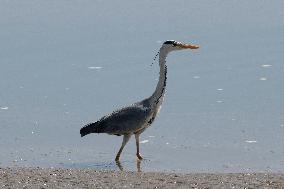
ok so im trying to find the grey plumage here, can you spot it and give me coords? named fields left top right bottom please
left=80, top=40, right=199, bottom=161
left=80, top=99, right=152, bottom=136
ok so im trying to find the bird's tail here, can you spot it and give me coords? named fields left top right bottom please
left=80, top=122, right=103, bottom=137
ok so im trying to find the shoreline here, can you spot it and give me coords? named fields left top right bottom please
left=1, top=167, right=284, bottom=188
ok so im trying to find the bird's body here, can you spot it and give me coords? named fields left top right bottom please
left=80, top=40, right=199, bottom=161
left=81, top=99, right=153, bottom=136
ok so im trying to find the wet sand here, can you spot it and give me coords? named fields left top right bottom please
left=1, top=167, right=284, bottom=188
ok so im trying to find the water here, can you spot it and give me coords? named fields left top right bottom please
left=0, top=0, right=284, bottom=172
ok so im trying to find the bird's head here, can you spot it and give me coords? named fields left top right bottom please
left=161, top=40, right=199, bottom=53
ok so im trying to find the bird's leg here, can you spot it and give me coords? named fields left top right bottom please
left=115, top=134, right=131, bottom=161
left=135, top=133, right=143, bottom=160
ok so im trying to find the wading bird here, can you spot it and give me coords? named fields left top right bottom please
left=80, top=40, right=199, bottom=161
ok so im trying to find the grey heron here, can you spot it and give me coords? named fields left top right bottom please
left=80, top=40, right=199, bottom=161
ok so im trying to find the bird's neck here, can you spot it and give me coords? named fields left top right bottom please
left=149, top=48, right=168, bottom=108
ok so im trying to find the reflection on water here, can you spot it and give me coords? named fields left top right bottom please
left=63, top=160, right=143, bottom=172
left=116, top=160, right=142, bottom=172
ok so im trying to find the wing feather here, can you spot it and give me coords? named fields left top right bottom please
left=97, top=105, right=150, bottom=135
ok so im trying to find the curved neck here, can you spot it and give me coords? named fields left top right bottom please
left=149, top=48, right=168, bottom=107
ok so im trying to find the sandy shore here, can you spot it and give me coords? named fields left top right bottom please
left=1, top=167, right=284, bottom=188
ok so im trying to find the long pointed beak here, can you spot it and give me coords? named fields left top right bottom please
left=178, top=43, right=199, bottom=49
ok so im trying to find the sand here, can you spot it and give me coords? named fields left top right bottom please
left=1, top=167, right=284, bottom=188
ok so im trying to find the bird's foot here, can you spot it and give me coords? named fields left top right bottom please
left=136, top=153, right=143, bottom=160
left=115, top=160, right=123, bottom=171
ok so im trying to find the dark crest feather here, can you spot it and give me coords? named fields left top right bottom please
left=163, top=40, right=176, bottom=45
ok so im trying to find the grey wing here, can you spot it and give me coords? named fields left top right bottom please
left=97, top=106, right=151, bottom=135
